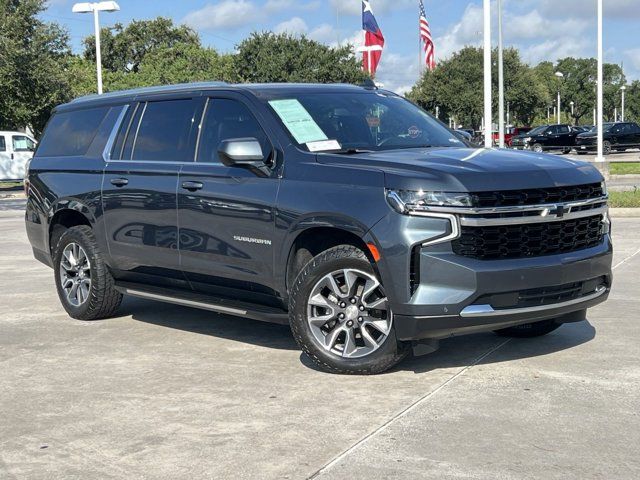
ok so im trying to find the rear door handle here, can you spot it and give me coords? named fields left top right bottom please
left=181, top=181, right=203, bottom=191
left=110, top=177, right=129, bottom=187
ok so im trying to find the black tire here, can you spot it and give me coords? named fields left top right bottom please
left=577, top=151, right=588, bottom=155
left=53, top=225, right=122, bottom=320
left=288, top=245, right=407, bottom=374
left=532, top=143, right=544, bottom=153
left=562, top=147, right=571, bottom=155
left=603, top=141, right=612, bottom=155
left=494, top=319, right=561, bottom=338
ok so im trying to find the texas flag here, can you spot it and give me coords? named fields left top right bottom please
left=360, top=0, right=385, bottom=77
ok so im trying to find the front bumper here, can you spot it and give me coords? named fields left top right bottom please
left=367, top=210, right=612, bottom=341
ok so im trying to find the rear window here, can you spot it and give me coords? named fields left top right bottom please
left=37, top=106, right=109, bottom=157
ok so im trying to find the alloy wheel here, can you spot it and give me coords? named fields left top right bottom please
left=59, top=242, right=91, bottom=307
left=306, top=269, right=392, bottom=359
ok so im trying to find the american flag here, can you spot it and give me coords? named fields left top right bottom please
left=419, top=0, right=436, bottom=71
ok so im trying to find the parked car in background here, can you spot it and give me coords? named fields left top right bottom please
left=492, top=126, right=533, bottom=147
left=572, top=126, right=592, bottom=134
left=576, top=122, right=640, bottom=154
left=454, top=129, right=473, bottom=142
left=510, top=124, right=578, bottom=154
left=0, top=131, right=37, bottom=181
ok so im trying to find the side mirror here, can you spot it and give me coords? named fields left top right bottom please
left=218, top=138, right=271, bottom=175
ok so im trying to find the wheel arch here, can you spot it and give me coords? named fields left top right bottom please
left=48, top=201, right=95, bottom=254
left=283, top=222, right=379, bottom=295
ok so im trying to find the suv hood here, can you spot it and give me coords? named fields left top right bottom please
left=317, top=147, right=602, bottom=192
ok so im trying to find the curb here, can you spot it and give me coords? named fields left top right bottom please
left=610, top=208, right=640, bottom=217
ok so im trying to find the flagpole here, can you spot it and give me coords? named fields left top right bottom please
left=498, top=0, right=505, bottom=148
left=418, top=4, right=423, bottom=78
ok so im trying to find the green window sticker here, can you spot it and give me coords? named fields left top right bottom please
left=268, top=99, right=328, bottom=144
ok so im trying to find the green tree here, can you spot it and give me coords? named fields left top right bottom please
left=624, top=80, right=640, bottom=123
left=0, top=0, right=72, bottom=135
left=234, top=32, right=368, bottom=84
left=83, top=17, right=200, bottom=74
left=407, top=47, right=542, bottom=130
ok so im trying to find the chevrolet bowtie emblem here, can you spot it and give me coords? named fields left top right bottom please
left=550, top=205, right=568, bottom=218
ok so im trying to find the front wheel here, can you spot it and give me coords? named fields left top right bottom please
left=288, top=245, right=407, bottom=374
left=532, top=143, right=544, bottom=153
left=603, top=141, right=612, bottom=155
left=494, top=319, right=561, bottom=338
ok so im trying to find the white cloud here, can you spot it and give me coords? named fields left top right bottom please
left=375, top=52, right=419, bottom=94
left=275, top=17, right=308, bottom=35
left=535, top=0, right=640, bottom=19
left=434, top=3, right=483, bottom=60
left=330, top=0, right=416, bottom=16
left=182, top=1, right=260, bottom=31
left=265, top=0, right=320, bottom=13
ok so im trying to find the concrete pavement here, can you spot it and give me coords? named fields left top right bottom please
left=1, top=199, right=639, bottom=479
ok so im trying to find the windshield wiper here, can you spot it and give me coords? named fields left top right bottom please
left=331, top=148, right=375, bottom=155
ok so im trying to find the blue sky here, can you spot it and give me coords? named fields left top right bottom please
left=43, top=0, right=640, bottom=93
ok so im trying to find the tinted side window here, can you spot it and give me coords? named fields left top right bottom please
left=131, top=99, right=199, bottom=162
left=0, top=136, right=5, bottom=152
left=36, top=107, right=109, bottom=157
left=197, top=98, right=269, bottom=164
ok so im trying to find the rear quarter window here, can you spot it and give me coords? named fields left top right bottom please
left=0, top=136, right=5, bottom=152
left=36, top=106, right=110, bottom=157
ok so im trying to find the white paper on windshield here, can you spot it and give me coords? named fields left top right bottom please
left=269, top=99, right=328, bottom=144
left=306, top=139, right=341, bottom=152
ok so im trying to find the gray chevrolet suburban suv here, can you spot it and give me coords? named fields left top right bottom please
left=25, top=82, right=612, bottom=374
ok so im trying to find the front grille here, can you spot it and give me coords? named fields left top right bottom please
left=452, top=215, right=605, bottom=260
left=472, top=277, right=607, bottom=310
left=470, top=183, right=603, bottom=208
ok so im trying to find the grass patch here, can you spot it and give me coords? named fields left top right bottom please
left=609, top=189, right=640, bottom=208
left=610, top=162, right=640, bottom=175
left=0, top=181, right=22, bottom=191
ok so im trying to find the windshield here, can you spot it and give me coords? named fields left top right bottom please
left=527, top=126, right=548, bottom=136
left=266, top=91, right=463, bottom=152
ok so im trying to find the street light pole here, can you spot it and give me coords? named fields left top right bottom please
left=555, top=71, right=564, bottom=125
left=72, top=2, right=120, bottom=95
left=621, top=85, right=627, bottom=122
left=497, top=0, right=505, bottom=148
left=483, top=0, right=492, bottom=148
left=93, top=7, right=103, bottom=94
left=596, top=0, right=604, bottom=164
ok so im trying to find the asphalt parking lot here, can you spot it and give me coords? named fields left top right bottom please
left=1, top=199, right=639, bottom=480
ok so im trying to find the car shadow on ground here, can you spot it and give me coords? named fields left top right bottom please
left=121, top=296, right=596, bottom=374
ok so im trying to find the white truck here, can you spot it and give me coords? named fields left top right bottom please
left=0, top=131, right=37, bottom=181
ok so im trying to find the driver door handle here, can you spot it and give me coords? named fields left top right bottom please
left=110, top=177, right=129, bottom=187
left=181, top=181, right=203, bottom=192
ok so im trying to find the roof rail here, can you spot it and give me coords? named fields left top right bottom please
left=70, top=81, right=229, bottom=103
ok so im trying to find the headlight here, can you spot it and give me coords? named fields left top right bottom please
left=601, top=181, right=608, bottom=196
left=387, top=189, right=473, bottom=214
left=523, top=137, right=532, bottom=143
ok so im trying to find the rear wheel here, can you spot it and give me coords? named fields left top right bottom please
left=53, top=225, right=122, bottom=320
left=494, top=319, right=561, bottom=338
left=288, top=245, right=407, bottom=374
